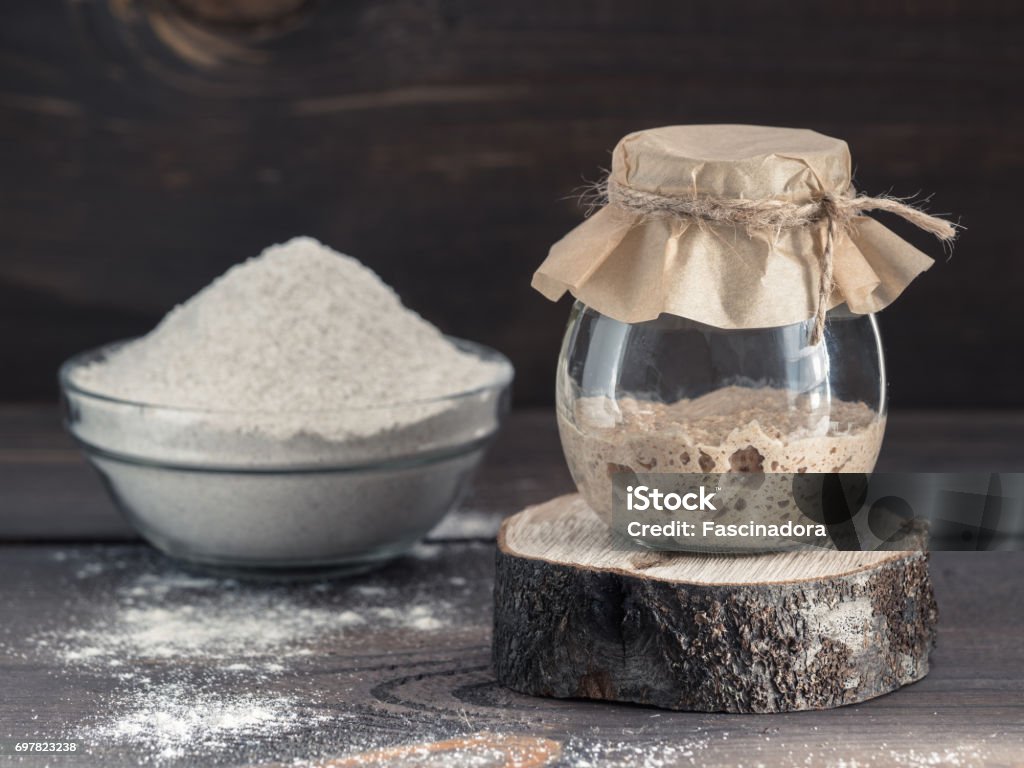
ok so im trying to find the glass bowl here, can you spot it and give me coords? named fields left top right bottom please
left=60, top=339, right=513, bottom=576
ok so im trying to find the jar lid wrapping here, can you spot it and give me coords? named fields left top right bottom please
left=533, top=124, right=939, bottom=330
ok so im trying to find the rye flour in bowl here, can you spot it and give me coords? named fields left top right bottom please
left=61, top=237, right=513, bottom=574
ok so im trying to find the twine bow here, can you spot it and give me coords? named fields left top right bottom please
left=605, top=179, right=958, bottom=344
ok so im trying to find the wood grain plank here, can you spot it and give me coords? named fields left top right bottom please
left=0, top=1, right=1021, bottom=407
left=0, top=543, right=1020, bottom=766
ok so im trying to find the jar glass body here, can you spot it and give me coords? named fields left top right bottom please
left=556, top=301, right=887, bottom=528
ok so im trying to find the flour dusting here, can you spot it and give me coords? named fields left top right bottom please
left=20, top=550, right=486, bottom=766
left=91, top=684, right=318, bottom=762
left=42, top=570, right=452, bottom=667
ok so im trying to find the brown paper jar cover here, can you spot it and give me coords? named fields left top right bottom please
left=532, top=124, right=935, bottom=329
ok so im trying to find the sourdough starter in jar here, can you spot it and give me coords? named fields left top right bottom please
left=558, top=385, right=885, bottom=526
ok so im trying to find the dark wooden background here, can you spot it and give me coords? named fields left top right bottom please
left=1, top=0, right=1021, bottom=408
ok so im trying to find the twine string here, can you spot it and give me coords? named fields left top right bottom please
left=605, top=179, right=957, bottom=344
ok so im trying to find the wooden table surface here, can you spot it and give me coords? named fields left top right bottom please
left=1, top=406, right=1022, bottom=767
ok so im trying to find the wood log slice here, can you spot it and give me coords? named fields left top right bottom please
left=493, top=494, right=938, bottom=713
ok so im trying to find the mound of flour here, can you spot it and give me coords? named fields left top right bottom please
left=74, top=237, right=501, bottom=411
left=70, top=236, right=510, bottom=462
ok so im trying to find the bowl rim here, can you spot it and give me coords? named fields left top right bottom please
left=72, top=430, right=498, bottom=474
left=59, top=336, right=514, bottom=415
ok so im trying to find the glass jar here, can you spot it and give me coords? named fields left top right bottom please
left=556, top=300, right=887, bottom=527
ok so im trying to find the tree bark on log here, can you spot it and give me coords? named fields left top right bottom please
left=493, top=494, right=938, bottom=713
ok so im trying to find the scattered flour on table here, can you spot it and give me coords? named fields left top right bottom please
left=25, top=557, right=484, bottom=766
left=559, top=736, right=710, bottom=767
left=885, top=745, right=992, bottom=767
left=280, top=734, right=712, bottom=768
left=89, top=684, right=320, bottom=762
left=38, top=567, right=457, bottom=668
left=72, top=236, right=504, bottom=415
